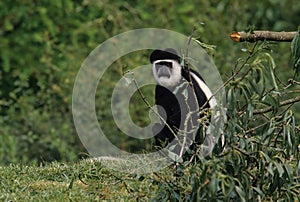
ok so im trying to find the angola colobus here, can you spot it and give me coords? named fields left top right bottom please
left=150, top=48, right=217, bottom=158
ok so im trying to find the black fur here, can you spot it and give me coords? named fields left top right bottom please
left=150, top=48, right=181, bottom=63
left=151, top=49, right=212, bottom=156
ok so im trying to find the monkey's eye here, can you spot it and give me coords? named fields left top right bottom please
left=156, top=61, right=173, bottom=68
left=165, top=62, right=172, bottom=68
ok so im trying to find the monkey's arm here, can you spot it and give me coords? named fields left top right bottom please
left=153, top=85, right=181, bottom=147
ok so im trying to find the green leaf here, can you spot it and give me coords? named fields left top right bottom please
left=274, top=161, right=284, bottom=177
left=268, top=162, right=274, bottom=176
left=235, top=186, right=246, bottom=202
left=252, top=187, right=264, bottom=197
left=255, top=67, right=263, bottom=83
left=283, top=163, right=293, bottom=181
left=260, top=151, right=272, bottom=162
left=250, top=80, right=262, bottom=96
left=209, top=174, right=218, bottom=193
left=291, top=26, right=300, bottom=75
left=173, top=190, right=180, bottom=201
left=264, top=52, right=278, bottom=90
left=297, top=161, right=300, bottom=174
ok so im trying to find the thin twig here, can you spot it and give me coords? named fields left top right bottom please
left=253, top=95, right=300, bottom=115
left=184, top=28, right=199, bottom=109
left=200, top=42, right=259, bottom=111
left=232, top=146, right=252, bottom=157
left=244, top=121, right=269, bottom=134
left=179, top=110, right=198, bottom=158
left=130, top=73, right=179, bottom=141
left=185, top=27, right=196, bottom=86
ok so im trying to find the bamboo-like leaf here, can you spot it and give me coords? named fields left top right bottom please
left=252, top=187, right=264, bottom=197
left=250, top=80, right=262, bottom=96
left=192, top=38, right=216, bottom=52
left=255, top=67, right=263, bottom=83
left=283, top=163, right=293, bottom=181
left=284, top=124, right=293, bottom=149
left=209, top=174, right=218, bottom=193
left=173, top=190, right=180, bottom=201
left=267, top=163, right=274, bottom=177
left=235, top=186, right=246, bottom=202
left=260, top=151, right=272, bottom=162
left=291, top=26, right=300, bottom=75
left=297, top=161, right=300, bottom=174
left=274, top=161, right=284, bottom=177
left=264, top=52, right=278, bottom=90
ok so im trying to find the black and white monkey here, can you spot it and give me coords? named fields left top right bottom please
left=150, top=48, right=218, bottom=157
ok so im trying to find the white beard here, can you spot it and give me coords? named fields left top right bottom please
left=152, top=60, right=182, bottom=88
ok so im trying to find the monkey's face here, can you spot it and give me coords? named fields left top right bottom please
left=152, top=59, right=182, bottom=88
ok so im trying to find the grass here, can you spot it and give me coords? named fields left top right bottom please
left=1, top=152, right=299, bottom=201
left=0, top=160, right=157, bottom=201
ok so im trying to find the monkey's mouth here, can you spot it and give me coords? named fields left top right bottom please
left=158, top=72, right=171, bottom=78
left=157, top=67, right=171, bottom=78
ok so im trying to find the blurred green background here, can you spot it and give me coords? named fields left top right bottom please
left=0, top=0, right=299, bottom=164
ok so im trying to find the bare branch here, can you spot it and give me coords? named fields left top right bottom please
left=253, top=95, right=300, bottom=115
left=200, top=43, right=258, bottom=111
left=230, top=31, right=297, bottom=43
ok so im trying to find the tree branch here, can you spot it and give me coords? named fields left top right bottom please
left=253, top=95, right=300, bottom=115
left=230, top=31, right=297, bottom=43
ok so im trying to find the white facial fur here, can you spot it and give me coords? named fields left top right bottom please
left=152, top=59, right=182, bottom=88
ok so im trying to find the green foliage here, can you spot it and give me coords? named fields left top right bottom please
left=291, top=27, right=300, bottom=75
left=151, top=43, right=300, bottom=201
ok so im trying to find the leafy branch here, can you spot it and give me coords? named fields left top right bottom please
left=230, top=28, right=300, bottom=75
